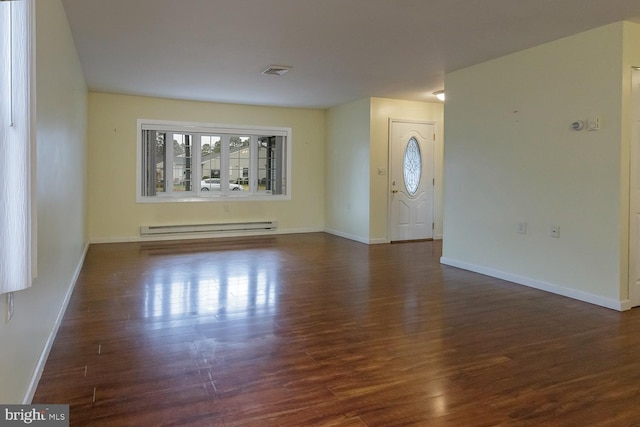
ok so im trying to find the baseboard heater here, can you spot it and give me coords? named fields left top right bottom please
left=140, top=220, right=277, bottom=236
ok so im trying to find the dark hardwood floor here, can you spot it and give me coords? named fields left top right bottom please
left=33, top=233, right=640, bottom=426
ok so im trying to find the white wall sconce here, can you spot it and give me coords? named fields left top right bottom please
left=433, top=90, right=445, bottom=101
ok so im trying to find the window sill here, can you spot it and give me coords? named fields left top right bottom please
left=136, top=194, right=291, bottom=203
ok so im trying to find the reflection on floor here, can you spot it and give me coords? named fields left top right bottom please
left=34, top=233, right=640, bottom=426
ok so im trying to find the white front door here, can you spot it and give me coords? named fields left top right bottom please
left=389, top=120, right=434, bottom=241
left=630, top=68, right=640, bottom=307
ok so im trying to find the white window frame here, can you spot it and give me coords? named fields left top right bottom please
left=136, top=119, right=292, bottom=203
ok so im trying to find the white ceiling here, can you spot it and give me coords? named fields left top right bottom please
left=61, top=0, right=640, bottom=109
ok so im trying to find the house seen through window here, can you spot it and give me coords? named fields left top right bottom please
left=138, top=120, right=290, bottom=202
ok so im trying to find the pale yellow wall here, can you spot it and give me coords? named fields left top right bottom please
left=325, top=98, right=371, bottom=242
left=369, top=98, right=444, bottom=241
left=88, top=93, right=325, bottom=241
left=0, top=0, right=88, bottom=402
left=443, top=23, right=626, bottom=308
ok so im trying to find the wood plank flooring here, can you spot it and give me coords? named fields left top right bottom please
left=33, top=233, right=640, bottom=426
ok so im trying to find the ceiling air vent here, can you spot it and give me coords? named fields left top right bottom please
left=261, top=65, right=292, bottom=76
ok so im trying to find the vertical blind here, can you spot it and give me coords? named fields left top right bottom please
left=0, top=0, right=34, bottom=294
left=141, top=130, right=158, bottom=196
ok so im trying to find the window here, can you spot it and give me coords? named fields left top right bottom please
left=0, top=0, right=35, bottom=295
left=137, top=120, right=291, bottom=202
left=403, top=137, right=421, bottom=196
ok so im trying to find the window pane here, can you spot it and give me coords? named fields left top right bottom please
left=229, top=136, right=249, bottom=191
left=172, top=134, right=193, bottom=192
left=403, top=137, right=421, bottom=196
left=155, top=132, right=167, bottom=194
left=200, top=135, right=221, bottom=193
left=258, top=136, right=284, bottom=195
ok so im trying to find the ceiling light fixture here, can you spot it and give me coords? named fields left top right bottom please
left=261, top=65, right=292, bottom=76
left=433, top=90, right=445, bottom=101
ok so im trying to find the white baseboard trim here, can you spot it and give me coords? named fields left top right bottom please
left=369, top=237, right=390, bottom=245
left=440, top=257, right=626, bottom=312
left=24, top=241, right=90, bottom=404
left=90, top=227, right=324, bottom=244
left=324, top=228, right=442, bottom=245
left=323, top=228, right=369, bottom=244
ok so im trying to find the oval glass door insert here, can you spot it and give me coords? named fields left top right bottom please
left=403, top=137, right=421, bottom=196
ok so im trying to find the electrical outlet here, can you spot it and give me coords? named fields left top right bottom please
left=516, top=222, right=527, bottom=234
left=550, top=226, right=560, bottom=238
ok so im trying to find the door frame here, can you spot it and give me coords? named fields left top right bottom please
left=387, top=118, right=436, bottom=242
left=630, top=67, right=640, bottom=307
